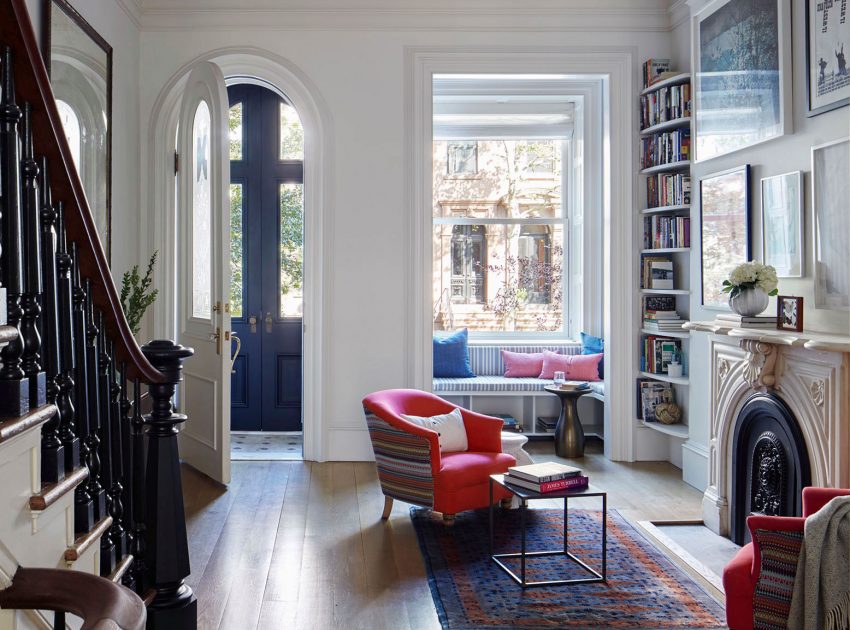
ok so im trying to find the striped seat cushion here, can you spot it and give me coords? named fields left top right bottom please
left=433, top=376, right=605, bottom=396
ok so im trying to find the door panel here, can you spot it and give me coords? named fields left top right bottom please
left=177, top=61, right=231, bottom=484
left=229, top=83, right=304, bottom=433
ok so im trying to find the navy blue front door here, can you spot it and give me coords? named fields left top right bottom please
left=228, top=83, right=304, bottom=432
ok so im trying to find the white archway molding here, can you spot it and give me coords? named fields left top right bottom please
left=143, top=46, right=335, bottom=462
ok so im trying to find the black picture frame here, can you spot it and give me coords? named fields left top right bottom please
left=700, top=165, right=751, bottom=309
left=805, top=0, right=850, bottom=117
left=42, top=0, right=113, bottom=263
left=777, top=295, right=804, bottom=332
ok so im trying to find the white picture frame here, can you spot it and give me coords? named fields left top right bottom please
left=761, top=171, right=803, bottom=278
left=812, top=138, right=850, bottom=311
left=692, top=0, right=792, bottom=162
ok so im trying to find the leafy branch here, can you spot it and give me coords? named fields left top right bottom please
left=120, top=251, right=159, bottom=336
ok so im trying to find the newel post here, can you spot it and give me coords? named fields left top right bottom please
left=141, top=340, right=197, bottom=630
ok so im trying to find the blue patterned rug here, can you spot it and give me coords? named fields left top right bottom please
left=411, top=507, right=726, bottom=629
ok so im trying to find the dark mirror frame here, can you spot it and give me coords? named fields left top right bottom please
left=42, top=0, right=113, bottom=263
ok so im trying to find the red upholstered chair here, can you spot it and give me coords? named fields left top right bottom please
left=362, top=389, right=516, bottom=521
left=723, top=487, right=850, bottom=630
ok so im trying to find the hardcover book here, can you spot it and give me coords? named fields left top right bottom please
left=507, top=462, right=581, bottom=483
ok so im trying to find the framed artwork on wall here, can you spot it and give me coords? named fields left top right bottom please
left=812, top=138, right=850, bottom=311
left=700, top=165, right=751, bottom=308
left=806, top=0, right=850, bottom=116
left=693, top=0, right=792, bottom=162
left=761, top=171, right=803, bottom=278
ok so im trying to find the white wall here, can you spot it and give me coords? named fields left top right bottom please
left=677, top=0, right=850, bottom=491
left=24, top=0, right=142, bottom=278
left=137, top=7, right=672, bottom=460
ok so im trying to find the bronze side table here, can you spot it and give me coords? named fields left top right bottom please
left=544, top=385, right=588, bottom=458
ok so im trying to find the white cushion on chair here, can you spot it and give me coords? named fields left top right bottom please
left=402, top=407, right=468, bottom=453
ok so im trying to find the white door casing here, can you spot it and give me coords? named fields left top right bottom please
left=176, top=61, right=232, bottom=484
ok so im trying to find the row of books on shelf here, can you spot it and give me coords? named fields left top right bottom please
left=641, top=336, right=683, bottom=374
left=643, top=215, right=691, bottom=250
left=646, top=173, right=691, bottom=208
left=640, top=129, right=690, bottom=170
left=639, top=83, right=691, bottom=130
left=637, top=380, right=676, bottom=422
left=642, top=58, right=673, bottom=89
left=640, top=256, right=675, bottom=289
left=505, top=462, right=588, bottom=494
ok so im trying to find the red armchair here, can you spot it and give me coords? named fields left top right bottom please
left=723, top=487, right=850, bottom=630
left=363, top=389, right=515, bottom=521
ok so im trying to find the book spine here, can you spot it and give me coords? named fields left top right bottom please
left=539, top=476, right=589, bottom=493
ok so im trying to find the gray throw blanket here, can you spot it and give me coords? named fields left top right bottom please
left=787, top=495, right=850, bottom=630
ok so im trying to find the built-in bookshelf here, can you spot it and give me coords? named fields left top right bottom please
left=636, top=60, right=692, bottom=443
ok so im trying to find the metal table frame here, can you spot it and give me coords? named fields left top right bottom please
left=488, top=474, right=607, bottom=588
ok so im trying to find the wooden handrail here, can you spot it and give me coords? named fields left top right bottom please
left=0, top=566, right=145, bottom=629
left=1, top=0, right=163, bottom=384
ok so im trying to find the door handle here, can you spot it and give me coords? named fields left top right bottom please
left=209, top=327, right=221, bottom=354
left=229, top=334, right=241, bottom=374
left=264, top=312, right=273, bottom=334
left=248, top=314, right=258, bottom=333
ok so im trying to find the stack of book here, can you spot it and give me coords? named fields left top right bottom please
left=642, top=58, right=671, bottom=88
left=646, top=172, right=691, bottom=208
left=643, top=214, right=691, bottom=249
left=639, top=82, right=691, bottom=129
left=715, top=313, right=777, bottom=329
left=642, top=335, right=682, bottom=374
left=536, top=416, right=557, bottom=433
left=641, top=255, right=675, bottom=289
left=640, top=128, right=690, bottom=169
left=492, top=413, right=522, bottom=433
left=644, top=308, right=685, bottom=332
left=505, top=462, right=589, bottom=494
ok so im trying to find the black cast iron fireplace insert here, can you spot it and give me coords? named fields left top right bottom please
left=730, top=393, right=811, bottom=545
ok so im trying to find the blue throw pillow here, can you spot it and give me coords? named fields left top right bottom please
left=433, top=329, right=475, bottom=378
left=581, top=331, right=604, bottom=379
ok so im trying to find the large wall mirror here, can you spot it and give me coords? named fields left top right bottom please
left=43, top=0, right=112, bottom=261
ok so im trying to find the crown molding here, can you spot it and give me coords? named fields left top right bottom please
left=115, top=0, right=143, bottom=29
left=138, top=4, right=672, bottom=32
left=668, top=0, right=690, bottom=30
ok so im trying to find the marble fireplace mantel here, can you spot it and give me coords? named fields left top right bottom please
left=684, top=321, right=850, bottom=536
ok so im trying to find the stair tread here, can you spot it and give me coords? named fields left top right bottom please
left=0, top=404, right=57, bottom=444
left=65, top=516, right=113, bottom=563
left=109, top=554, right=134, bottom=583
left=30, top=467, right=89, bottom=511
left=0, top=325, right=17, bottom=344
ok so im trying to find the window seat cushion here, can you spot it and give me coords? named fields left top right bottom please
left=433, top=375, right=605, bottom=397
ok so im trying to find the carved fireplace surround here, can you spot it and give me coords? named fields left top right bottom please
left=684, top=322, right=850, bottom=536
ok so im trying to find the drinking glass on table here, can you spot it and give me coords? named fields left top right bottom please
left=553, top=371, right=566, bottom=386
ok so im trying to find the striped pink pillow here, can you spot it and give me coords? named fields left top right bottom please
left=539, top=350, right=602, bottom=381
left=501, top=350, right=544, bottom=378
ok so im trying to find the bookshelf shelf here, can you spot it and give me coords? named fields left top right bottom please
left=640, top=161, right=690, bottom=175
left=641, top=247, right=690, bottom=254
left=641, top=328, right=689, bottom=339
left=640, top=116, right=691, bottom=136
left=642, top=204, right=691, bottom=215
left=640, top=371, right=689, bottom=386
left=640, top=289, right=689, bottom=295
left=640, top=72, right=692, bottom=96
left=640, top=420, right=689, bottom=439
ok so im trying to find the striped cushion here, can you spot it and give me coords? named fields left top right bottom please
left=433, top=376, right=605, bottom=397
left=752, top=528, right=804, bottom=630
left=365, top=411, right=434, bottom=508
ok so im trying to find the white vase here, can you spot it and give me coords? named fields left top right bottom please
left=729, top=288, right=769, bottom=317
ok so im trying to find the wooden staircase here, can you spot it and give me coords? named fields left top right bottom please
left=0, top=0, right=197, bottom=628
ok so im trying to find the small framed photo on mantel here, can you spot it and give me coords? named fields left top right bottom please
left=777, top=295, right=804, bottom=332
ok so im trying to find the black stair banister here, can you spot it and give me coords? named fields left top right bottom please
left=108, top=342, right=127, bottom=561
left=129, top=377, right=147, bottom=594
left=83, top=279, right=106, bottom=522
left=55, top=196, right=80, bottom=472
left=97, top=315, right=116, bottom=576
left=0, top=45, right=28, bottom=416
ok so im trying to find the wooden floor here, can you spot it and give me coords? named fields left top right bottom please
left=181, top=438, right=704, bottom=630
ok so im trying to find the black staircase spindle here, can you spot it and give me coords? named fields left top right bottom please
left=129, top=378, right=146, bottom=594
left=70, top=244, right=94, bottom=534
left=83, top=282, right=105, bottom=522
left=54, top=199, right=79, bottom=472
left=141, top=340, right=197, bottom=629
left=97, top=313, right=116, bottom=575
left=108, top=344, right=127, bottom=558
left=118, top=363, right=134, bottom=590
left=0, top=45, right=28, bottom=416
left=20, top=103, right=47, bottom=410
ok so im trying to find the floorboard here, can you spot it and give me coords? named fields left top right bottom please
left=182, top=439, right=704, bottom=630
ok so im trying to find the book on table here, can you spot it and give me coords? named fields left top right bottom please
left=507, top=462, right=581, bottom=483
left=504, top=474, right=590, bottom=494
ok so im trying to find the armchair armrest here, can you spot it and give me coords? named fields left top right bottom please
left=362, top=400, right=442, bottom=474
left=747, top=514, right=805, bottom=582
left=458, top=408, right=504, bottom=453
left=802, top=487, right=850, bottom=517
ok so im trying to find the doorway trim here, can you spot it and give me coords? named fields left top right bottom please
left=143, top=47, right=334, bottom=462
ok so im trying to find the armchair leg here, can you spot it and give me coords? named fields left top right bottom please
left=500, top=498, right=512, bottom=509
left=381, top=496, right=394, bottom=520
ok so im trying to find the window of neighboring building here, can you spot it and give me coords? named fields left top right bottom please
left=447, top=141, right=477, bottom=175
left=450, top=224, right=486, bottom=303
left=518, top=224, right=553, bottom=305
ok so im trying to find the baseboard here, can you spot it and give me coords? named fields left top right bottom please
left=326, top=427, right=374, bottom=461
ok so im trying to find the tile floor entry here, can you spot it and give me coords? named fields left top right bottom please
left=231, top=432, right=303, bottom=461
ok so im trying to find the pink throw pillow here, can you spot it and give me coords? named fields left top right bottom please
left=501, top=350, right=544, bottom=378
left=538, top=350, right=602, bottom=381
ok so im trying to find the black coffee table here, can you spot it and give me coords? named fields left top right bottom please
left=488, top=473, right=607, bottom=588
